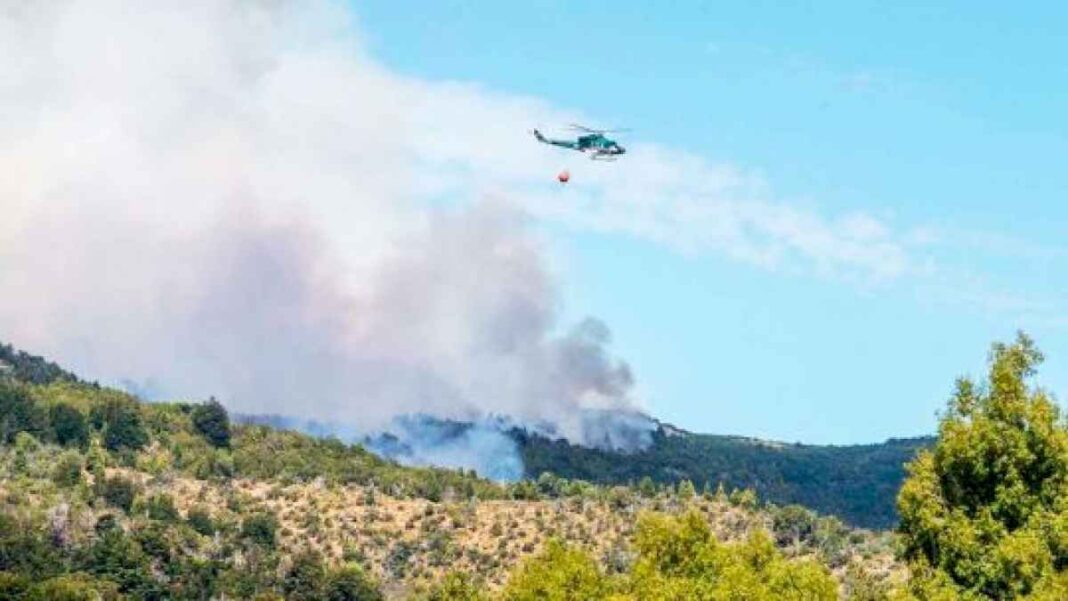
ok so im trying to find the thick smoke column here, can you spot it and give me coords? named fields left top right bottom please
left=0, top=0, right=652, bottom=453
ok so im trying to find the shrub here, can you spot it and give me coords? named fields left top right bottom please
left=134, top=522, right=171, bottom=561
left=94, top=514, right=120, bottom=536
left=324, top=564, right=383, bottom=600
left=191, top=398, right=231, bottom=448
left=0, top=382, right=48, bottom=443
left=842, top=562, right=891, bottom=601
left=51, top=452, right=84, bottom=488
left=426, top=571, right=482, bottom=601
left=187, top=507, right=215, bottom=536
left=637, top=476, right=657, bottom=498
left=95, top=400, right=148, bottom=452
left=0, top=572, right=31, bottom=599
left=82, top=528, right=163, bottom=597
left=0, top=514, right=61, bottom=580
left=241, top=512, right=278, bottom=548
left=728, top=487, right=758, bottom=510
left=772, top=504, right=817, bottom=547
left=49, top=403, right=88, bottom=448
left=283, top=550, right=327, bottom=601
left=677, top=479, right=697, bottom=501
left=100, top=476, right=138, bottom=513
left=144, top=493, right=179, bottom=522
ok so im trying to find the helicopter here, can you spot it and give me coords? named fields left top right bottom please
left=532, top=124, right=627, bottom=160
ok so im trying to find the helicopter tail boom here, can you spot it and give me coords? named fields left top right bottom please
left=532, top=129, right=580, bottom=150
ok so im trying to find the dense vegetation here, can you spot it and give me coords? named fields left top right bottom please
left=897, top=333, right=1068, bottom=599
left=2, top=334, right=1066, bottom=599
left=0, top=342, right=79, bottom=386
left=495, top=511, right=841, bottom=600
left=516, top=425, right=931, bottom=529
left=243, top=403, right=928, bottom=528
left=0, top=342, right=897, bottom=598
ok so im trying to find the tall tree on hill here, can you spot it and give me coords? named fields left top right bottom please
left=0, top=382, right=47, bottom=443
left=898, top=333, right=1068, bottom=598
left=191, top=398, right=231, bottom=448
left=49, top=403, right=88, bottom=448
left=96, top=400, right=148, bottom=452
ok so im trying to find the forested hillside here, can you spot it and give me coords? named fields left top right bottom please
left=0, top=343, right=79, bottom=385
left=4, top=335, right=1067, bottom=599
left=242, top=410, right=930, bottom=528
left=516, top=427, right=932, bottom=529
left=0, top=343, right=896, bottom=599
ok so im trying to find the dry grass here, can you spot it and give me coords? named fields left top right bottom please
left=93, top=469, right=901, bottom=594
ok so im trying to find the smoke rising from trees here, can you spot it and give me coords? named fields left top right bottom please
left=0, top=0, right=651, bottom=457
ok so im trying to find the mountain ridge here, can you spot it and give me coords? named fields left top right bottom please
left=235, top=410, right=930, bottom=528
left=2, top=341, right=930, bottom=528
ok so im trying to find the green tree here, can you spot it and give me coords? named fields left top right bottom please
left=842, top=562, right=891, bottom=601
left=49, top=403, right=88, bottom=448
left=283, top=550, right=327, bottom=601
left=51, top=451, right=85, bottom=488
left=637, top=476, right=657, bottom=498
left=241, top=512, right=279, bottom=548
left=100, top=476, right=138, bottom=513
left=21, top=573, right=125, bottom=601
left=625, top=510, right=837, bottom=600
left=82, top=529, right=164, bottom=598
left=898, top=333, right=1068, bottom=599
left=0, top=382, right=48, bottom=442
left=96, top=399, right=148, bottom=451
left=191, top=398, right=231, bottom=448
left=536, top=472, right=563, bottom=497
left=772, top=504, right=817, bottom=548
left=424, top=571, right=485, bottom=601
left=0, top=514, right=62, bottom=579
left=324, top=564, right=384, bottom=601
left=728, top=488, right=758, bottom=510
left=187, top=507, right=216, bottom=536
left=143, top=493, right=179, bottom=522
left=502, top=540, right=611, bottom=601
left=0, top=572, right=31, bottom=599
left=677, top=479, right=696, bottom=502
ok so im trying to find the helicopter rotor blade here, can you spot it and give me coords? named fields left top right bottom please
left=567, top=123, right=600, bottom=133
left=567, top=123, right=630, bottom=134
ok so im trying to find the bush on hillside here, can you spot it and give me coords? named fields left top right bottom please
left=324, top=564, right=383, bottom=601
left=241, top=512, right=279, bottom=549
left=191, top=398, right=231, bottom=448
left=0, top=382, right=48, bottom=443
left=51, top=451, right=84, bottom=488
left=49, top=403, right=89, bottom=448
left=91, top=399, right=148, bottom=452
left=100, top=476, right=138, bottom=513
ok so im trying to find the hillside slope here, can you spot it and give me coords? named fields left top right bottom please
left=255, top=412, right=928, bottom=529
left=1, top=341, right=928, bottom=528
left=0, top=345, right=901, bottom=598
left=516, top=426, right=931, bottom=529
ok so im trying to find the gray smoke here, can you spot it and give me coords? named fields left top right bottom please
left=0, top=0, right=654, bottom=465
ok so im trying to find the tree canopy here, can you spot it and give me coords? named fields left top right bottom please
left=898, top=333, right=1068, bottom=599
left=190, top=398, right=231, bottom=448
left=500, top=511, right=837, bottom=601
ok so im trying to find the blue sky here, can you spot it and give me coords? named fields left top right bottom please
left=350, top=1, right=1068, bottom=443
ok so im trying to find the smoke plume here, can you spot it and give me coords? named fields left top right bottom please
left=0, top=0, right=651, bottom=455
